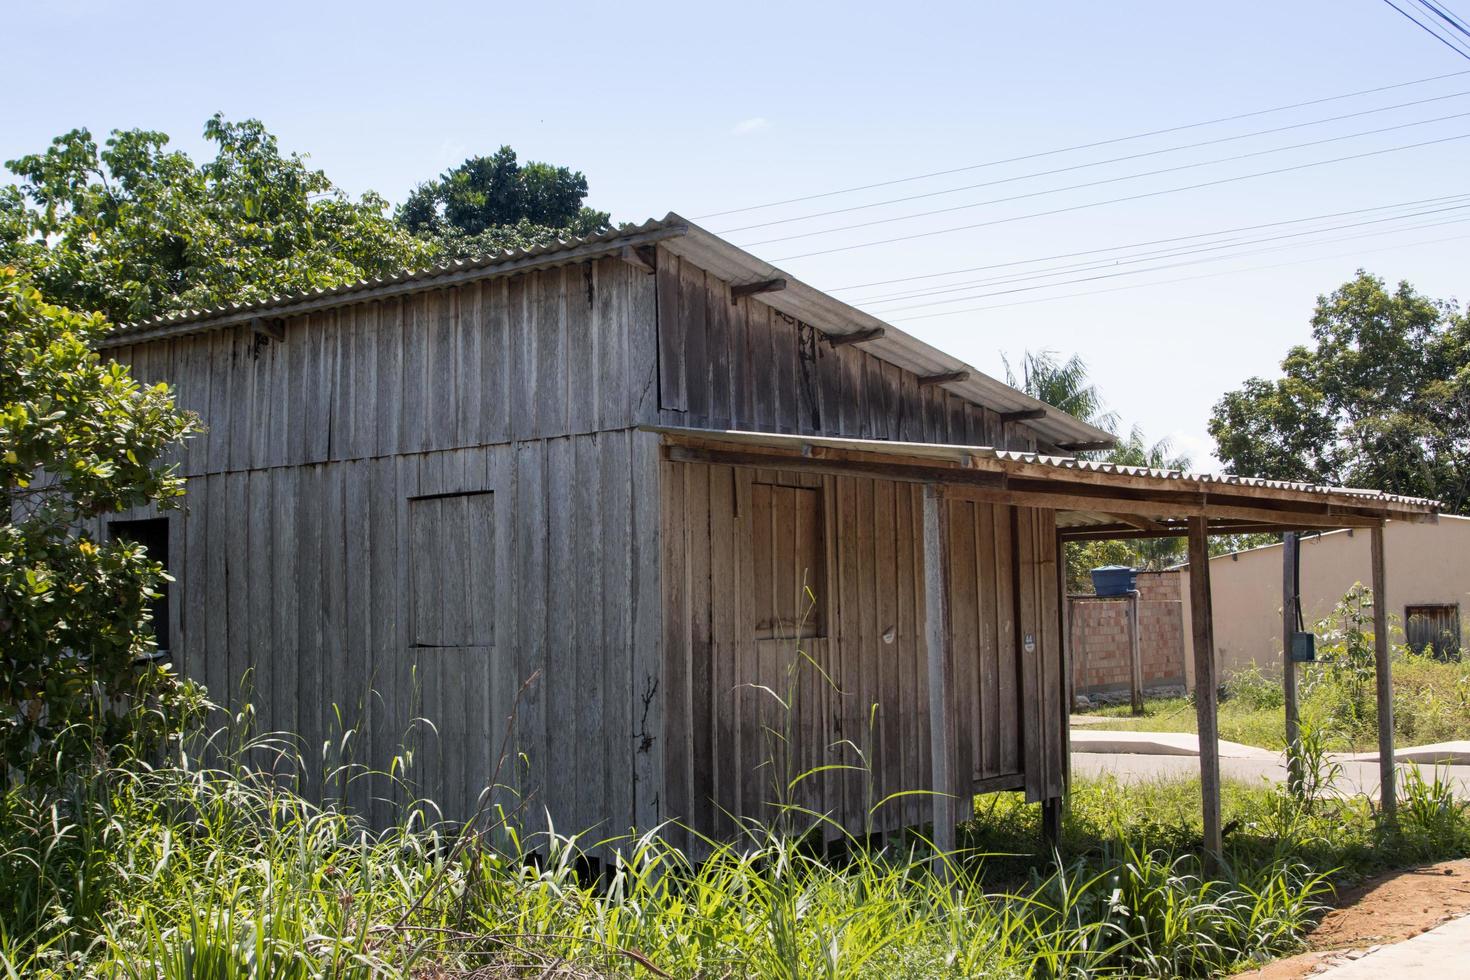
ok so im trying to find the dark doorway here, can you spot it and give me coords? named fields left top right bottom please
left=109, top=518, right=171, bottom=656
left=1405, top=603, right=1461, bottom=660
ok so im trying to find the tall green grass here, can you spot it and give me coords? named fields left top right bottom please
left=11, top=703, right=1462, bottom=979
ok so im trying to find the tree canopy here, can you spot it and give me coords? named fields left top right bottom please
left=396, top=146, right=611, bottom=259
left=0, top=115, right=432, bottom=324
left=1210, top=271, right=1470, bottom=514
left=0, top=266, right=197, bottom=773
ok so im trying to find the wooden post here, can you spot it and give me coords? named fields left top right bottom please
left=1371, top=524, right=1397, bottom=820
left=1282, top=532, right=1302, bottom=795
left=922, top=485, right=957, bottom=863
left=1129, top=589, right=1144, bottom=716
left=1187, top=517, right=1223, bottom=860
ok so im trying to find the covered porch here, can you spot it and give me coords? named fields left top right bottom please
left=654, top=426, right=1441, bottom=857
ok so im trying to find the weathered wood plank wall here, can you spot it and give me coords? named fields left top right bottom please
left=115, top=256, right=659, bottom=478
left=661, top=458, right=1064, bottom=847
left=107, top=432, right=662, bottom=835
left=653, top=248, right=1047, bottom=453
left=109, top=302, right=666, bottom=840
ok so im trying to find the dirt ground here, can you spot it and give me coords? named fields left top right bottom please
left=1239, top=858, right=1470, bottom=978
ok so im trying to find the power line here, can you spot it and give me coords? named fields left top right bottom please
left=823, top=192, right=1470, bottom=292
left=854, top=201, right=1470, bottom=306
left=885, top=230, right=1470, bottom=321
left=1416, top=0, right=1470, bottom=38
left=770, top=132, right=1470, bottom=261
left=715, top=89, right=1470, bottom=234
left=694, top=69, right=1470, bottom=219
left=1382, top=0, right=1470, bottom=59
left=868, top=212, right=1470, bottom=314
left=743, top=109, right=1470, bottom=247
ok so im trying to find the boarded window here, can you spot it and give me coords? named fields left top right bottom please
left=750, top=483, right=827, bottom=638
left=108, top=517, right=170, bottom=655
left=1406, top=604, right=1461, bottom=660
left=409, top=492, right=495, bottom=648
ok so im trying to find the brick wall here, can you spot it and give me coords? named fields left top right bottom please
left=1070, top=571, right=1187, bottom=697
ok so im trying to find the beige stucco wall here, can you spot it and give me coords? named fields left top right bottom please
left=1179, top=515, right=1470, bottom=684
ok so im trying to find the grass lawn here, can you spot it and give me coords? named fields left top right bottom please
left=1078, top=647, right=1470, bottom=752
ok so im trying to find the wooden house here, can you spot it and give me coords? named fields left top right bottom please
left=98, top=215, right=1439, bottom=853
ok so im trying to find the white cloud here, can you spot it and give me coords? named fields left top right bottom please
left=731, top=117, right=770, bottom=136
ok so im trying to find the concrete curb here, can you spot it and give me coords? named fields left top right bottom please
left=1068, top=729, right=1278, bottom=759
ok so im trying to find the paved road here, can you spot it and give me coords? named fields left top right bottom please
left=1071, top=750, right=1470, bottom=798
left=1311, top=912, right=1470, bottom=977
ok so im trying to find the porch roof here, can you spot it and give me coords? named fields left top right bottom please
left=650, top=426, right=1441, bottom=538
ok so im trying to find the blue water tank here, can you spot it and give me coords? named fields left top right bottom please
left=1090, top=565, right=1138, bottom=597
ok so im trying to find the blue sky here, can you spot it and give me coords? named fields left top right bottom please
left=6, top=0, right=1468, bottom=468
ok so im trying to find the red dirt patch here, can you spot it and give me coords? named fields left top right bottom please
left=1239, top=858, right=1470, bottom=978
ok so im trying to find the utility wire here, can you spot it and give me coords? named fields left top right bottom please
left=744, top=109, right=1470, bottom=247
left=854, top=202, right=1470, bottom=306
left=1416, top=0, right=1470, bottom=38
left=694, top=69, right=1470, bottom=219
left=869, top=212, right=1470, bottom=313
left=824, top=191, right=1470, bottom=292
left=715, top=89, right=1470, bottom=234
left=1382, top=0, right=1470, bottom=59
left=770, top=132, right=1470, bottom=261
left=887, top=230, right=1470, bottom=321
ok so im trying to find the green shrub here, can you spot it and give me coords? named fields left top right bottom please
left=1224, top=664, right=1285, bottom=711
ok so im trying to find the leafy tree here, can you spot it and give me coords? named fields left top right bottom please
left=1210, top=271, right=1470, bottom=513
left=397, top=146, right=611, bottom=259
left=0, top=267, right=197, bottom=776
left=1003, top=349, right=1120, bottom=434
left=1, top=116, right=431, bottom=324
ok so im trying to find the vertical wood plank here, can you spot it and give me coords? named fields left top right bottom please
left=656, top=250, right=687, bottom=413
left=922, top=485, right=956, bottom=861
left=1187, top=516, right=1222, bottom=859
left=630, top=430, right=664, bottom=830
left=1371, top=523, right=1397, bottom=820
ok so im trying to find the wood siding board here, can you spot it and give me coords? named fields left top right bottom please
left=595, top=259, right=625, bottom=431
left=513, top=440, right=547, bottom=837
left=1016, top=508, right=1043, bottom=802
left=286, top=466, right=319, bottom=769
left=659, top=460, right=691, bottom=848
left=680, top=262, right=710, bottom=423
left=628, top=264, right=660, bottom=426
left=707, top=278, right=733, bottom=429
left=366, top=458, right=396, bottom=825
left=630, top=431, right=664, bottom=830
left=687, top=462, right=714, bottom=840
left=994, top=506, right=1019, bottom=776
left=376, top=299, right=404, bottom=457
left=546, top=437, right=577, bottom=831
left=707, top=464, right=738, bottom=839
left=481, top=281, right=510, bottom=444
left=344, top=461, right=373, bottom=815
left=457, top=286, right=483, bottom=446
left=539, top=270, right=569, bottom=439
left=656, top=251, right=687, bottom=413
left=600, top=432, right=634, bottom=835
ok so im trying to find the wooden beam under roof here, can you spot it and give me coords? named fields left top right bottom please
left=729, top=278, right=787, bottom=302
left=1000, top=408, right=1049, bottom=423
left=825, top=326, right=885, bottom=346
left=918, top=370, right=972, bottom=387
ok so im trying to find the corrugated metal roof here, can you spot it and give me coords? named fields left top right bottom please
left=101, top=213, right=1116, bottom=447
left=648, top=426, right=1443, bottom=518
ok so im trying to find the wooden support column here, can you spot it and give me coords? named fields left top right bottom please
left=1187, top=517, right=1223, bottom=860
left=1371, top=524, right=1397, bottom=820
left=922, top=484, right=957, bottom=864
left=1282, top=532, right=1302, bottom=795
left=1128, top=589, right=1144, bottom=716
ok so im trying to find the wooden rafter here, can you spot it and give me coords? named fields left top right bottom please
left=825, top=326, right=885, bottom=346
left=729, top=278, right=787, bottom=303
left=918, top=370, right=972, bottom=387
